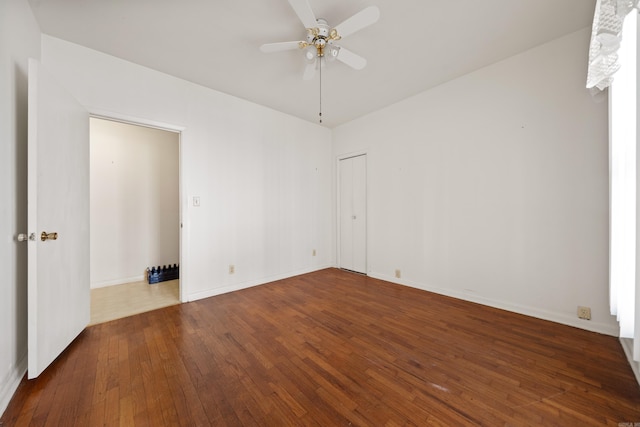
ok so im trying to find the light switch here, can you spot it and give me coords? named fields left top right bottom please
left=193, top=196, right=200, bottom=207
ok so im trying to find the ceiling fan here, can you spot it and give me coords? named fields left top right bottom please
left=260, top=0, right=381, bottom=80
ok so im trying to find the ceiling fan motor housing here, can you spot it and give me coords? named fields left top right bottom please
left=307, top=18, right=331, bottom=56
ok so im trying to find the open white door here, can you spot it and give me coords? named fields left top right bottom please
left=27, top=59, right=90, bottom=379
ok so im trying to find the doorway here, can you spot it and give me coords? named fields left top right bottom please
left=338, top=154, right=367, bottom=274
left=88, top=117, right=180, bottom=324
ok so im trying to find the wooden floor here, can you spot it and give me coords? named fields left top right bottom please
left=3, top=269, right=640, bottom=426
left=90, top=279, right=180, bottom=325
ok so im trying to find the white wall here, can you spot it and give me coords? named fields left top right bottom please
left=0, top=0, right=40, bottom=415
left=333, top=28, right=617, bottom=335
left=90, top=118, right=180, bottom=287
left=40, top=35, right=334, bottom=302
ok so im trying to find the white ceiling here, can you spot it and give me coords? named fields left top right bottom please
left=28, top=0, right=596, bottom=128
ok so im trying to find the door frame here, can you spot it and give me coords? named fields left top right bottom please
left=88, top=109, right=187, bottom=302
left=336, top=150, right=368, bottom=274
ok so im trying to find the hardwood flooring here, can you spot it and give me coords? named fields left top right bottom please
left=3, top=268, right=640, bottom=426
left=90, top=279, right=180, bottom=325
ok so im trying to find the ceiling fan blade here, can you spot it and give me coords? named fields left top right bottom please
left=336, top=46, right=367, bottom=70
left=334, top=6, right=380, bottom=38
left=303, top=60, right=317, bottom=80
left=287, top=0, right=317, bottom=29
left=260, top=41, right=302, bottom=53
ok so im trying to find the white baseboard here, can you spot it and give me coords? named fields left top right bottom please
left=0, top=352, right=27, bottom=418
left=91, top=274, right=145, bottom=289
left=186, top=265, right=333, bottom=302
left=619, top=338, right=640, bottom=386
left=368, top=271, right=620, bottom=337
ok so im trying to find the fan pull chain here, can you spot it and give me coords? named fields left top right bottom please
left=319, top=55, right=322, bottom=124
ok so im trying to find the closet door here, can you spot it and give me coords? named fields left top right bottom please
left=339, top=154, right=366, bottom=273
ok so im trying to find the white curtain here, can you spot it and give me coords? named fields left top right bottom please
left=589, top=0, right=639, bottom=360
left=609, top=23, right=636, bottom=340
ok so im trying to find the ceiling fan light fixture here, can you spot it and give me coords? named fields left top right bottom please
left=305, top=47, right=316, bottom=62
left=326, top=45, right=340, bottom=62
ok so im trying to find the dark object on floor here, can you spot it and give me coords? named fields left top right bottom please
left=147, top=264, right=179, bottom=284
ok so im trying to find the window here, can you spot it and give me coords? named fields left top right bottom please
left=609, top=11, right=637, bottom=356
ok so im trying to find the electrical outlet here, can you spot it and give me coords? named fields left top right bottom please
left=577, top=306, right=591, bottom=320
left=312, top=249, right=316, bottom=256
left=395, top=269, right=401, bottom=279
left=229, top=264, right=235, bottom=274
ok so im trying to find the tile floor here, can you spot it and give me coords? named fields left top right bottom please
left=90, top=279, right=180, bottom=325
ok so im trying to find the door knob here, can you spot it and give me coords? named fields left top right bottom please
left=41, top=231, right=58, bottom=242
left=18, top=233, right=36, bottom=242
